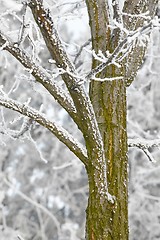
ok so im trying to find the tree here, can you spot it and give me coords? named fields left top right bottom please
left=0, top=0, right=158, bottom=239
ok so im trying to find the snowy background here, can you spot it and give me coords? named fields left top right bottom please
left=0, top=0, right=160, bottom=239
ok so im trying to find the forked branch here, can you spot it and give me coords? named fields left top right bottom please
left=27, top=0, right=104, bottom=151
left=0, top=96, right=88, bottom=164
left=28, top=0, right=75, bottom=74
left=0, top=31, right=78, bottom=122
left=85, top=19, right=158, bottom=82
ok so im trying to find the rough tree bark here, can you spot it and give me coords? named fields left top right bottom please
left=0, top=0, right=158, bottom=239
left=85, top=0, right=158, bottom=239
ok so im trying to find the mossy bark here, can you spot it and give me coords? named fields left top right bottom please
left=84, top=1, right=158, bottom=238
left=84, top=1, right=128, bottom=238
left=85, top=79, right=128, bottom=240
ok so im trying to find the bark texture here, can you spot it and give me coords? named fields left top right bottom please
left=123, top=0, right=159, bottom=85
left=87, top=79, right=128, bottom=240
left=85, top=0, right=158, bottom=239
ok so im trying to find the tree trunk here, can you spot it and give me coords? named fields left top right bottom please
left=85, top=79, right=128, bottom=240
left=84, top=1, right=128, bottom=239
left=84, top=1, right=158, bottom=239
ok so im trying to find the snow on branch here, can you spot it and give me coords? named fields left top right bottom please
left=0, top=30, right=79, bottom=122
left=128, top=138, right=160, bottom=149
left=28, top=0, right=77, bottom=83
left=84, top=18, right=159, bottom=82
left=0, top=117, right=33, bottom=139
left=128, top=138, right=160, bottom=163
left=122, top=11, right=151, bottom=20
left=0, top=8, right=103, bottom=159
left=0, top=96, right=88, bottom=165
left=27, top=0, right=105, bottom=151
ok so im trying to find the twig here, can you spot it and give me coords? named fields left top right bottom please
left=85, top=18, right=158, bottom=82
left=128, top=138, right=160, bottom=148
left=128, top=138, right=160, bottom=163
left=18, top=2, right=28, bottom=45
left=0, top=31, right=77, bottom=121
left=73, top=39, right=91, bottom=64
left=0, top=117, right=33, bottom=140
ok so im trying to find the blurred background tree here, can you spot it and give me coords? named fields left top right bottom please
left=0, top=0, right=160, bottom=239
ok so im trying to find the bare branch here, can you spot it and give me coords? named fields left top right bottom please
left=28, top=0, right=76, bottom=84
left=26, top=2, right=79, bottom=82
left=128, top=138, right=160, bottom=149
left=73, top=38, right=91, bottom=64
left=0, top=117, right=33, bottom=139
left=0, top=31, right=78, bottom=121
left=85, top=19, right=157, bottom=82
left=27, top=0, right=104, bottom=152
left=142, top=148, right=156, bottom=163
left=128, top=138, right=160, bottom=163
left=0, top=96, right=88, bottom=165
left=0, top=0, right=104, bottom=160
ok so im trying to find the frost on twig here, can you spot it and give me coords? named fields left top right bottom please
left=27, top=1, right=102, bottom=145
left=0, top=5, right=102, bottom=152
left=0, top=107, right=47, bottom=163
left=85, top=18, right=158, bottom=82
left=27, top=132, right=48, bottom=163
left=0, top=30, right=78, bottom=122
left=0, top=96, right=88, bottom=164
left=28, top=0, right=76, bottom=79
left=122, top=11, right=151, bottom=20
left=0, top=116, right=33, bottom=139
left=128, top=138, right=160, bottom=149
left=128, top=138, right=160, bottom=163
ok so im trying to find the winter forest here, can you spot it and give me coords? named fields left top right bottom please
left=0, top=0, right=160, bottom=239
